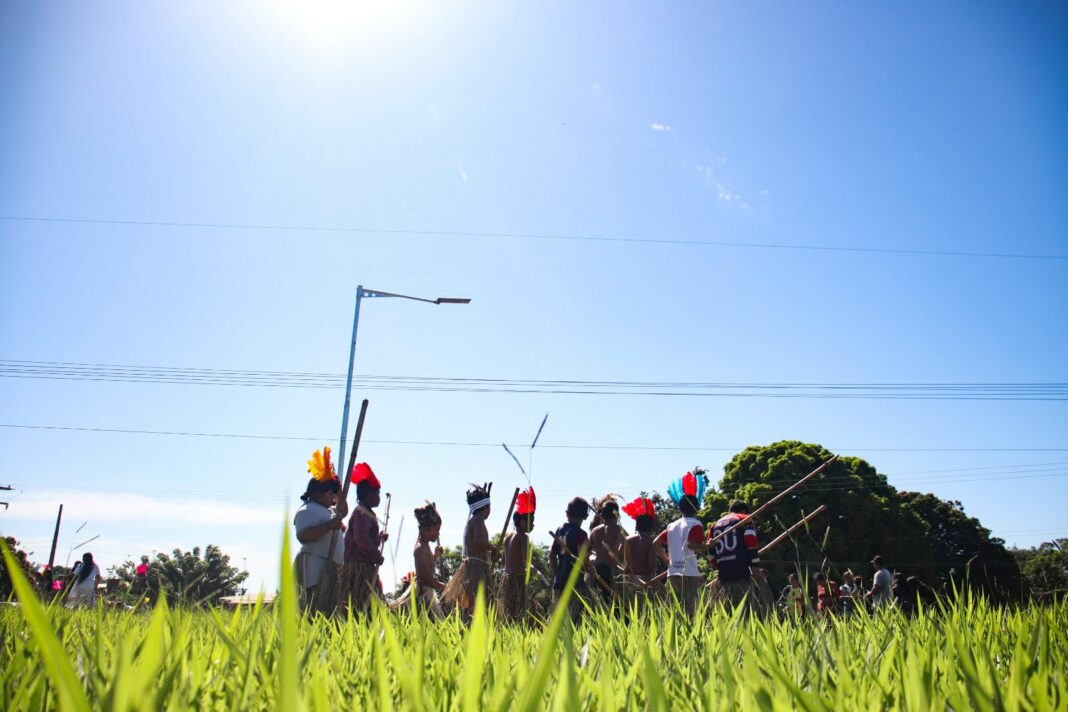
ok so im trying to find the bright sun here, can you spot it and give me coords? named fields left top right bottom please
left=265, top=0, right=421, bottom=52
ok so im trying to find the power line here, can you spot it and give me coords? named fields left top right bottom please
left=3, top=215, right=1067, bottom=261
left=3, top=361, right=1067, bottom=400
left=3, top=423, right=1068, bottom=453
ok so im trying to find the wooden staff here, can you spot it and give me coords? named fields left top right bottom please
left=327, top=399, right=369, bottom=555
left=547, top=529, right=613, bottom=592
left=494, top=487, right=520, bottom=561
left=379, top=493, right=392, bottom=553
left=758, top=505, right=827, bottom=556
left=707, top=454, right=838, bottom=546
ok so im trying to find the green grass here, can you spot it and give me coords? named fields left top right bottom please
left=2, top=541, right=1066, bottom=710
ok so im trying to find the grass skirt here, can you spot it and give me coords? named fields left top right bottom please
left=495, top=572, right=528, bottom=623
left=339, top=560, right=381, bottom=616
left=441, top=558, right=489, bottom=611
left=294, top=552, right=339, bottom=616
left=391, top=584, right=444, bottom=619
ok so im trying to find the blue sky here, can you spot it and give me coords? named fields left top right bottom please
left=2, top=1, right=1066, bottom=591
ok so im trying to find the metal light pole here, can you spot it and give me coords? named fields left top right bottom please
left=335, top=285, right=470, bottom=484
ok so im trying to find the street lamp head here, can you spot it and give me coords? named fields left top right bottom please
left=435, top=297, right=471, bottom=304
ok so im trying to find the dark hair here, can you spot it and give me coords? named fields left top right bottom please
left=635, top=514, right=655, bottom=534
left=414, top=501, right=441, bottom=530
left=872, top=555, right=885, bottom=567
left=513, top=511, right=533, bottom=529
left=566, top=497, right=590, bottom=519
left=728, top=500, right=750, bottom=514
left=356, top=479, right=379, bottom=502
left=77, top=552, right=95, bottom=583
left=300, top=477, right=340, bottom=503
left=679, top=495, right=699, bottom=517
left=466, top=482, right=492, bottom=505
left=814, top=572, right=825, bottom=582
left=600, top=500, right=619, bottom=521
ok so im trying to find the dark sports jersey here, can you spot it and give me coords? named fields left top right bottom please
left=709, top=512, right=760, bottom=581
left=552, top=522, right=589, bottom=590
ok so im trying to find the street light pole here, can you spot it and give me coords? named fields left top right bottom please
left=335, top=285, right=470, bottom=483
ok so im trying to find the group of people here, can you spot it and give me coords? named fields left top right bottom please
left=292, top=447, right=918, bottom=622
left=775, top=556, right=934, bottom=617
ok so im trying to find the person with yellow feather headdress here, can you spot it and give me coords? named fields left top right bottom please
left=293, top=446, right=347, bottom=615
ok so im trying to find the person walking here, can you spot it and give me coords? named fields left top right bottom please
left=867, top=555, right=893, bottom=610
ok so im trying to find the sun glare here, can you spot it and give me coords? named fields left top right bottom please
left=266, top=0, right=421, bottom=52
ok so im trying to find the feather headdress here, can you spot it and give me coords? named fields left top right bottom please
left=350, top=462, right=381, bottom=489
left=622, top=497, right=655, bottom=520
left=306, top=446, right=337, bottom=482
left=515, top=487, right=537, bottom=516
left=667, top=469, right=708, bottom=507
left=414, top=500, right=442, bottom=529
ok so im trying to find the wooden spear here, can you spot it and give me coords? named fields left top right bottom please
left=327, top=399, right=369, bottom=556
left=496, top=487, right=520, bottom=559
left=379, top=493, right=392, bottom=553
left=758, top=505, right=828, bottom=556
left=707, top=454, right=839, bottom=546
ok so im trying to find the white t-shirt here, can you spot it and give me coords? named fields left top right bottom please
left=293, top=501, right=344, bottom=588
left=871, top=568, right=893, bottom=607
left=665, top=516, right=702, bottom=577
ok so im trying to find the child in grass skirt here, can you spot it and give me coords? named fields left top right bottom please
left=399, top=501, right=446, bottom=618
left=339, top=463, right=387, bottom=615
left=442, top=483, right=494, bottom=614
left=497, top=487, right=535, bottom=623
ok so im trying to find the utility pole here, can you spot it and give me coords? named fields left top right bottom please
left=47, top=504, right=63, bottom=569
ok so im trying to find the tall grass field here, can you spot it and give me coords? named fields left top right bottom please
left=2, top=541, right=1065, bottom=710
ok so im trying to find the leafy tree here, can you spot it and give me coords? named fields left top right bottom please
left=110, top=545, right=248, bottom=606
left=1013, top=539, right=1068, bottom=602
left=897, top=492, right=1020, bottom=602
left=700, top=441, right=1020, bottom=600
left=1, top=537, right=38, bottom=599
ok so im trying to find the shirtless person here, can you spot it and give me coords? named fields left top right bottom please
left=622, top=497, right=658, bottom=583
left=442, top=482, right=494, bottom=616
left=588, top=497, right=625, bottom=602
left=498, top=487, right=536, bottom=623
left=410, top=501, right=445, bottom=618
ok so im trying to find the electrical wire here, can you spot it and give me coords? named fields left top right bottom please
left=3, top=215, right=1067, bottom=261
left=3, top=361, right=1067, bottom=400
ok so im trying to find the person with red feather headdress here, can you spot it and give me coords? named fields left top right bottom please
left=497, top=486, right=536, bottom=623
left=622, top=497, right=659, bottom=584
left=294, top=446, right=347, bottom=615
left=339, top=462, right=388, bottom=616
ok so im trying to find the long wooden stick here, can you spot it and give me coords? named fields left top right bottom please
left=497, top=487, right=520, bottom=555
left=548, top=529, right=613, bottom=592
left=707, top=454, right=838, bottom=546
left=327, top=399, right=369, bottom=556
left=379, top=493, right=392, bottom=553
left=758, top=505, right=827, bottom=556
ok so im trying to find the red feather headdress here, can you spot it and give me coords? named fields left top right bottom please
left=350, top=462, right=381, bottom=489
left=622, top=497, right=655, bottom=520
left=307, top=446, right=337, bottom=482
left=516, top=487, right=537, bottom=516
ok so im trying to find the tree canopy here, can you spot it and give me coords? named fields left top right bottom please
left=698, top=440, right=1020, bottom=600
left=110, top=545, right=248, bottom=606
